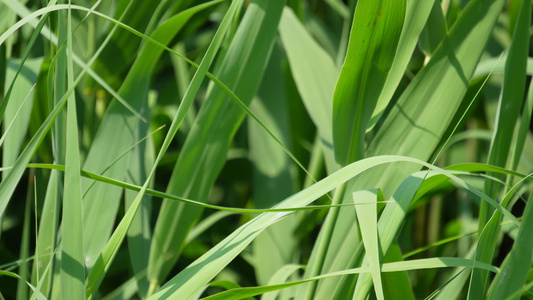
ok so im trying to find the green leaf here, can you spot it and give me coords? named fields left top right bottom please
left=124, top=113, right=155, bottom=299
left=381, top=243, right=415, bottom=300
left=0, top=2, right=145, bottom=121
left=487, top=193, right=533, bottom=299
left=146, top=154, right=510, bottom=299
left=31, top=170, right=60, bottom=297
left=199, top=257, right=497, bottom=300
left=278, top=7, right=339, bottom=173
left=147, top=0, right=286, bottom=287
left=418, top=0, right=447, bottom=56
left=60, top=4, right=85, bottom=299
left=353, top=189, right=384, bottom=300
left=262, top=265, right=304, bottom=300
left=478, top=0, right=531, bottom=227
left=2, top=58, right=41, bottom=175
left=471, top=0, right=531, bottom=296
left=79, top=0, right=220, bottom=271
left=369, top=0, right=434, bottom=130
left=332, top=0, right=405, bottom=165
left=248, top=46, right=297, bottom=288
left=309, top=0, right=506, bottom=297
left=0, top=270, right=46, bottom=300
left=84, top=0, right=236, bottom=297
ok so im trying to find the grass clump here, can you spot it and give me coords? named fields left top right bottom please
left=0, top=0, right=532, bottom=299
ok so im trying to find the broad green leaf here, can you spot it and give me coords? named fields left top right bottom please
left=332, top=0, right=405, bottom=165
left=353, top=189, right=384, bottom=300
left=278, top=7, right=339, bottom=173
left=60, top=5, right=85, bottom=299
left=147, top=0, right=286, bottom=287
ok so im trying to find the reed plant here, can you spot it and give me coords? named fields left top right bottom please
left=0, top=0, right=532, bottom=299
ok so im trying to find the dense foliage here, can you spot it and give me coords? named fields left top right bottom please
left=0, top=0, right=532, bottom=299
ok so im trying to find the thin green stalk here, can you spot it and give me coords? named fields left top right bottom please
left=303, top=183, right=346, bottom=299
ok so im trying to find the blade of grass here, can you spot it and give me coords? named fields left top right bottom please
left=248, top=46, right=297, bottom=287
left=507, top=73, right=533, bottom=179
left=199, top=257, right=498, bottom=300
left=309, top=0, right=506, bottom=297
left=332, top=0, right=405, bottom=165
left=380, top=243, right=415, bottom=299
left=368, top=0, right=434, bottom=129
left=78, top=0, right=222, bottom=270
left=146, top=155, right=513, bottom=299
left=20, top=163, right=368, bottom=214
left=31, top=170, right=60, bottom=297
left=147, top=0, right=286, bottom=288
left=262, top=264, right=304, bottom=300
left=0, top=271, right=46, bottom=300
left=16, top=173, right=34, bottom=300
left=2, top=59, right=41, bottom=172
left=124, top=112, right=155, bottom=299
left=470, top=0, right=531, bottom=296
left=487, top=193, right=533, bottom=299
left=474, top=56, right=533, bottom=78
left=6, top=161, right=532, bottom=215
left=418, top=0, right=447, bottom=57
left=0, top=1, right=145, bottom=121
left=353, top=189, right=384, bottom=300
left=85, top=0, right=242, bottom=297
left=59, top=3, right=85, bottom=298
left=478, top=0, right=531, bottom=228
left=278, top=7, right=339, bottom=173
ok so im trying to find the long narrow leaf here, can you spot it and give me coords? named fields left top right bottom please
left=332, top=0, right=405, bottom=164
